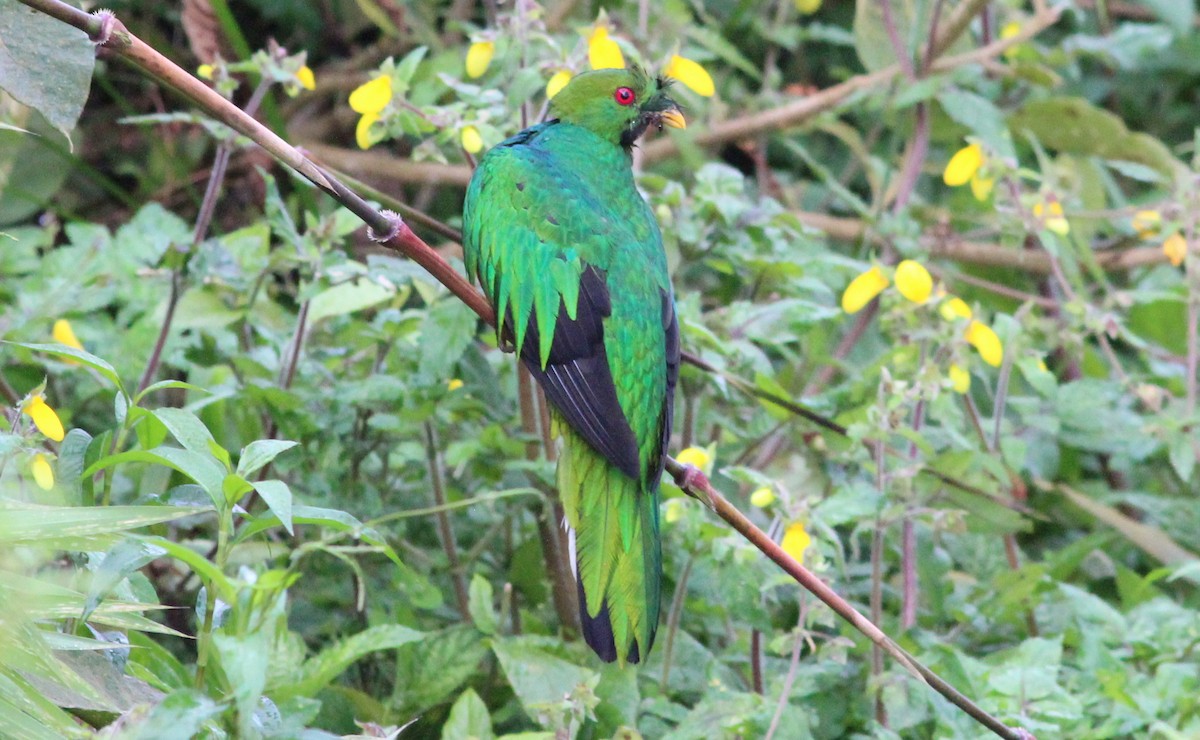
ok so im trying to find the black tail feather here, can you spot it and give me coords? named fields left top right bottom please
left=576, top=577, right=651, bottom=664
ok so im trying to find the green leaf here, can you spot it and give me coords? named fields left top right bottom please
left=442, top=688, right=494, bottom=740
left=236, top=439, right=297, bottom=478
left=153, top=408, right=217, bottom=457
left=491, top=637, right=597, bottom=724
left=273, top=624, right=424, bottom=699
left=419, top=298, right=478, bottom=382
left=0, top=0, right=95, bottom=135
left=393, top=627, right=487, bottom=715
left=120, top=689, right=220, bottom=740
left=140, top=536, right=235, bottom=603
left=82, top=539, right=166, bottom=622
left=214, top=631, right=270, bottom=734
left=4, top=342, right=123, bottom=391
left=468, top=573, right=497, bottom=636
left=1056, top=484, right=1200, bottom=568
left=0, top=504, right=196, bottom=544
left=222, top=473, right=254, bottom=504
left=252, top=479, right=294, bottom=535
left=83, top=448, right=227, bottom=505
left=133, top=380, right=208, bottom=406
left=307, top=278, right=395, bottom=322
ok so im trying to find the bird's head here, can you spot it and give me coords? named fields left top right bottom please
left=549, top=67, right=685, bottom=148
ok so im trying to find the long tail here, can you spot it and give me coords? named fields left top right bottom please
left=557, top=421, right=661, bottom=665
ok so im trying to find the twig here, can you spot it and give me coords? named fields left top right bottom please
left=764, top=598, right=807, bottom=740
left=423, top=421, right=471, bottom=621
left=659, top=553, right=694, bottom=690
left=666, top=457, right=1033, bottom=740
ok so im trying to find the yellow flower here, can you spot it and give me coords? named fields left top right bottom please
left=461, top=125, right=483, bottom=154
left=750, top=486, right=776, bottom=507
left=197, top=64, right=214, bottom=80
left=948, top=364, right=971, bottom=394
left=21, top=394, right=65, bottom=442
left=31, top=454, right=54, bottom=491
left=349, top=75, right=393, bottom=115
left=969, top=174, right=994, bottom=201
left=546, top=69, right=572, bottom=99
left=1132, top=209, right=1162, bottom=239
left=781, top=521, right=811, bottom=562
left=588, top=26, right=625, bottom=70
left=355, top=112, right=381, bottom=150
left=447, top=378, right=464, bottom=391
left=664, top=498, right=684, bottom=524
left=676, top=446, right=712, bottom=474
left=295, top=65, right=316, bottom=91
left=53, top=319, right=83, bottom=350
left=465, top=41, right=495, bottom=79
left=939, top=296, right=972, bottom=321
left=965, top=320, right=1003, bottom=367
left=794, top=0, right=822, bottom=14
left=1163, top=232, right=1187, bottom=267
left=894, top=260, right=933, bottom=304
left=1033, top=199, right=1069, bottom=236
left=943, top=143, right=983, bottom=187
left=841, top=265, right=889, bottom=314
left=663, top=55, right=714, bottom=97
left=999, top=21, right=1022, bottom=59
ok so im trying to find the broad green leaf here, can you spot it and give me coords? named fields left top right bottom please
left=274, top=624, right=424, bottom=699
left=214, top=631, right=270, bottom=734
left=236, top=439, right=298, bottom=478
left=139, top=536, right=235, bottom=602
left=252, top=479, right=294, bottom=535
left=419, top=298, right=478, bottom=382
left=491, top=637, right=597, bottom=725
left=222, top=473, right=254, bottom=504
left=0, top=0, right=94, bottom=135
left=4, top=342, right=122, bottom=390
left=82, top=539, right=167, bottom=621
left=393, top=627, right=488, bottom=715
left=83, top=448, right=226, bottom=504
left=307, top=278, right=394, bottom=322
left=442, top=688, right=494, bottom=740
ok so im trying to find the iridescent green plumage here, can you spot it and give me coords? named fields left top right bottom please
left=462, top=69, right=682, bottom=664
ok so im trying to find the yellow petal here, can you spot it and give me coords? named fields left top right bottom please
left=296, top=65, right=316, bottom=91
left=750, top=486, right=776, bottom=507
left=461, top=125, right=483, bottom=154
left=546, top=69, right=572, bottom=99
left=31, top=454, right=54, bottom=491
left=664, top=55, right=714, bottom=97
left=447, top=379, right=464, bottom=391
left=1000, top=21, right=1021, bottom=40
left=781, top=522, right=811, bottom=562
left=969, top=174, right=994, bottom=201
left=22, top=395, right=65, bottom=442
left=794, top=0, right=822, bottom=14
left=894, top=260, right=933, bottom=304
left=466, top=41, right=495, bottom=79
left=1163, top=232, right=1187, bottom=267
left=939, top=296, right=972, bottom=321
left=664, top=498, right=683, bottom=524
left=676, top=446, right=712, bottom=473
left=948, top=364, right=971, bottom=394
left=349, top=75, right=393, bottom=115
left=1034, top=200, right=1069, bottom=235
left=943, top=143, right=983, bottom=186
left=965, top=320, right=1003, bottom=367
left=841, top=265, right=889, bottom=314
left=53, top=319, right=83, bottom=350
left=588, top=27, right=625, bottom=70
left=355, top=112, right=380, bottom=150
left=1132, top=209, right=1161, bottom=238
left=197, top=64, right=214, bottom=80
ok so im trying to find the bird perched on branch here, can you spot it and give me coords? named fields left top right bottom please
left=463, top=68, right=683, bottom=664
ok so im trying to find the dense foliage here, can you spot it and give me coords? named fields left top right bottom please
left=3, top=0, right=1200, bottom=737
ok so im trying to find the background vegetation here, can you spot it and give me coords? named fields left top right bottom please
left=2, top=0, right=1200, bottom=737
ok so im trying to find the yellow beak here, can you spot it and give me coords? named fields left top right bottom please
left=660, top=109, right=686, bottom=130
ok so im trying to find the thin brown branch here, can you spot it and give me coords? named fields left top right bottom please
left=666, top=458, right=1033, bottom=740
left=424, top=422, right=471, bottom=621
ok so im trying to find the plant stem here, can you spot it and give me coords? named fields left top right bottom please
left=659, top=553, right=694, bottom=690
left=667, top=457, right=1034, bottom=740
left=423, top=421, right=470, bottom=621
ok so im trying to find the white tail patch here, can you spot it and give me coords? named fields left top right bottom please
left=563, top=517, right=578, bottom=581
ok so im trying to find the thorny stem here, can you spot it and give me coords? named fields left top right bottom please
left=423, top=422, right=471, bottom=621
left=666, top=458, right=1033, bottom=740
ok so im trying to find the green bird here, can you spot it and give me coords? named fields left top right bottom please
left=462, top=68, right=684, bottom=664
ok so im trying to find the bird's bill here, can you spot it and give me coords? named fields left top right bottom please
left=660, top=109, right=686, bottom=129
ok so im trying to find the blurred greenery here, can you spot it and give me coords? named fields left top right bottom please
left=3, top=0, right=1200, bottom=737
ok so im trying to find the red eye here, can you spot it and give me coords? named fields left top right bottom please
left=614, top=87, right=636, bottom=106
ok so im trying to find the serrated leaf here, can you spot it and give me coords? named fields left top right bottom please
left=491, top=637, right=597, bottom=724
